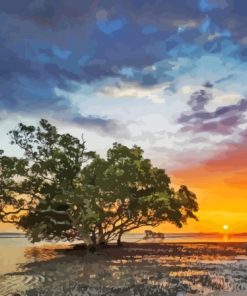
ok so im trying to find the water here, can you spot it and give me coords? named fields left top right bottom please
left=0, top=237, right=29, bottom=275
left=1, top=234, right=247, bottom=295
left=123, top=232, right=247, bottom=243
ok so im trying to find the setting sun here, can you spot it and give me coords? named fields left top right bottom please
left=223, top=224, right=229, bottom=231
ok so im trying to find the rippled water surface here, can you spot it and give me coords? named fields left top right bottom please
left=1, top=235, right=247, bottom=295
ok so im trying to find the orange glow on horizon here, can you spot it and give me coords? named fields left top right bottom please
left=166, top=148, right=247, bottom=233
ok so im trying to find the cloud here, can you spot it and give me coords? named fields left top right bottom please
left=0, top=2, right=130, bottom=136
left=69, top=114, right=128, bottom=137
left=203, top=81, right=214, bottom=88
left=202, top=131, right=247, bottom=174
left=1, top=0, right=247, bottom=150
left=0, top=85, right=124, bottom=136
left=99, top=81, right=169, bottom=103
left=188, top=90, right=213, bottom=111
left=0, top=0, right=205, bottom=86
left=178, top=90, right=247, bottom=134
left=205, top=0, right=247, bottom=45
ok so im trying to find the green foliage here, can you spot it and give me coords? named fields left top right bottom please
left=0, top=120, right=198, bottom=245
left=81, top=143, right=198, bottom=244
left=0, top=119, right=94, bottom=243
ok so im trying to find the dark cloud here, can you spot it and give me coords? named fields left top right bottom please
left=178, top=90, right=247, bottom=134
left=0, top=0, right=201, bottom=133
left=0, top=1, right=127, bottom=135
left=188, top=90, right=213, bottom=111
left=0, top=0, right=247, bottom=135
left=71, top=115, right=126, bottom=137
left=206, top=0, right=247, bottom=46
left=203, top=81, right=214, bottom=88
left=0, top=0, right=97, bottom=26
left=0, top=0, right=205, bottom=84
left=0, top=78, right=123, bottom=136
left=214, top=74, right=235, bottom=84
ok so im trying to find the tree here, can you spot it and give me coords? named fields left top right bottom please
left=81, top=143, right=198, bottom=245
left=0, top=119, right=95, bottom=244
left=0, top=150, right=30, bottom=224
left=0, top=120, right=198, bottom=247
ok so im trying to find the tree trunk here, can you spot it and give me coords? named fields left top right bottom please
left=117, top=232, right=123, bottom=247
left=89, top=231, right=97, bottom=253
left=98, top=236, right=107, bottom=247
left=91, top=232, right=96, bottom=245
left=97, top=225, right=107, bottom=245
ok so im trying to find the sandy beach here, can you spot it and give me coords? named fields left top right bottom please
left=1, top=240, right=247, bottom=296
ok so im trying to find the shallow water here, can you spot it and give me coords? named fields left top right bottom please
left=0, top=238, right=29, bottom=275
left=1, top=235, right=247, bottom=295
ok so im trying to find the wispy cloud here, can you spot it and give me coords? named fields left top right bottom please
left=99, top=81, right=169, bottom=103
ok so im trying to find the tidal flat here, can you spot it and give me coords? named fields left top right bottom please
left=1, top=239, right=247, bottom=296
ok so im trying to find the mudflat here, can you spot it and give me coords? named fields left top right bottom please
left=1, top=241, right=247, bottom=295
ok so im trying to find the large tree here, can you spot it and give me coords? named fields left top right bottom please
left=81, top=143, right=198, bottom=245
left=0, top=120, right=198, bottom=246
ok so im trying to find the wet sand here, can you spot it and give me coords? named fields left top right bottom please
left=1, top=242, right=247, bottom=295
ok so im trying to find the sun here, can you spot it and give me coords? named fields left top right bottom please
left=223, top=224, right=229, bottom=231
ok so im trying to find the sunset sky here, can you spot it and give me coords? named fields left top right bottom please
left=1, top=0, right=247, bottom=233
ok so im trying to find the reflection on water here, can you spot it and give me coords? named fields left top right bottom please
left=1, top=235, right=247, bottom=295
left=223, top=234, right=229, bottom=243
left=0, top=238, right=29, bottom=275
left=124, top=232, right=247, bottom=243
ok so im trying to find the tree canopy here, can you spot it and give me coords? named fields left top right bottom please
left=0, top=119, right=198, bottom=246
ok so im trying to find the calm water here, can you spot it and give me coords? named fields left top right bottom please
left=0, top=237, right=29, bottom=275
left=1, top=232, right=247, bottom=274
left=1, top=234, right=247, bottom=295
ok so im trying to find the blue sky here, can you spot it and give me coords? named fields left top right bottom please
left=1, top=0, right=247, bottom=172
